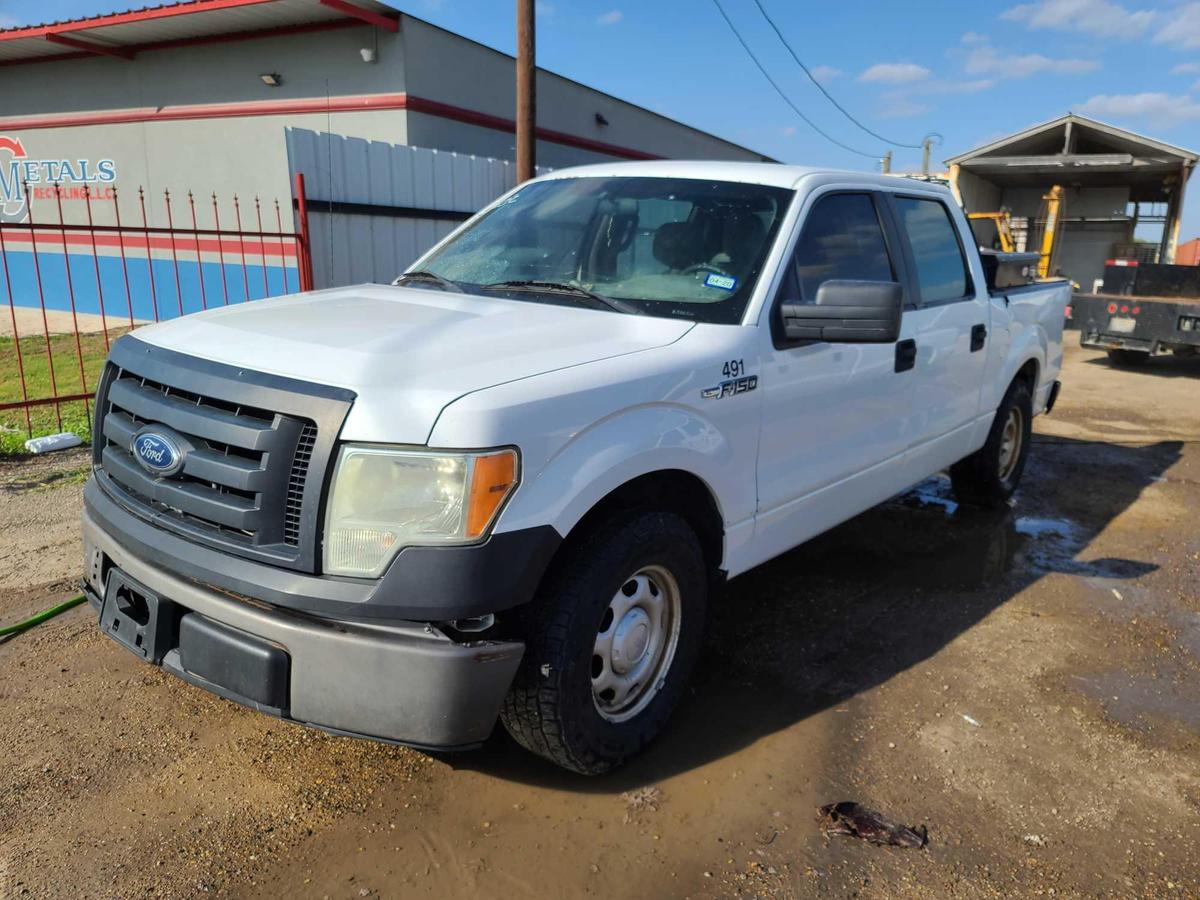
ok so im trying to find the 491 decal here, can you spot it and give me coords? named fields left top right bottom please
left=0, top=135, right=117, bottom=223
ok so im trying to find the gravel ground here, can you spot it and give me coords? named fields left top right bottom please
left=0, top=341, right=1197, bottom=898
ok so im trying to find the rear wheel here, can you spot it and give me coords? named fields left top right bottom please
left=500, top=509, right=708, bottom=774
left=950, top=378, right=1033, bottom=508
left=1107, top=348, right=1150, bottom=367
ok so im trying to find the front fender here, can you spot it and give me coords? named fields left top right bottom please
left=500, top=402, right=735, bottom=542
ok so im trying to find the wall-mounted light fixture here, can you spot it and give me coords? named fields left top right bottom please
left=260, top=73, right=282, bottom=87
left=595, top=113, right=610, bottom=127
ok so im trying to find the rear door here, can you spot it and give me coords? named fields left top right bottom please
left=885, top=192, right=991, bottom=474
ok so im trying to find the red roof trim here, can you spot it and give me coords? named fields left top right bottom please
left=44, top=33, right=137, bottom=59
left=316, top=0, right=398, bottom=32
left=0, top=0, right=281, bottom=41
left=0, top=18, right=360, bottom=67
left=0, top=93, right=664, bottom=161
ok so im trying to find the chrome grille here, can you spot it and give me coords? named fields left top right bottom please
left=93, top=337, right=354, bottom=573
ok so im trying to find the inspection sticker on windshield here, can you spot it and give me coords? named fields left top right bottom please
left=705, top=273, right=737, bottom=291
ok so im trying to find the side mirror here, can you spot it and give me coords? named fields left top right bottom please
left=780, top=280, right=902, bottom=343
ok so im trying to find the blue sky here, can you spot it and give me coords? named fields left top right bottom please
left=5, top=0, right=1200, bottom=236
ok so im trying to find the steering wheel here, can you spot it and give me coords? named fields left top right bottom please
left=681, top=262, right=733, bottom=278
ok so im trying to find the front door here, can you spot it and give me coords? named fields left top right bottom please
left=750, top=190, right=918, bottom=570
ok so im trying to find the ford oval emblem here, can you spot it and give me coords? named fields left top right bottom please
left=131, top=430, right=185, bottom=477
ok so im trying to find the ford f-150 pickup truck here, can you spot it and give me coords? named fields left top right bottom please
left=82, top=162, right=1068, bottom=774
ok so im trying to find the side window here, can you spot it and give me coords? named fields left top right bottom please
left=791, top=193, right=894, bottom=303
left=894, top=197, right=970, bottom=304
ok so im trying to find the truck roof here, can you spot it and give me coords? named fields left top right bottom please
left=535, top=160, right=946, bottom=194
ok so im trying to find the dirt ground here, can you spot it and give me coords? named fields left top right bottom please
left=1, top=341, right=1198, bottom=899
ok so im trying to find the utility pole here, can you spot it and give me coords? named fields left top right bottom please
left=921, top=137, right=932, bottom=175
left=516, top=0, right=536, bottom=183
left=881, top=151, right=892, bottom=174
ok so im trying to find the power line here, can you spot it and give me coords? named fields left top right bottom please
left=748, top=0, right=924, bottom=150
left=709, top=0, right=882, bottom=160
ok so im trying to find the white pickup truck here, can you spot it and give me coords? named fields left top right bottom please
left=83, top=162, right=1068, bottom=774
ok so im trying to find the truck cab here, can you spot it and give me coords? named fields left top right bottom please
left=83, top=162, right=1069, bottom=773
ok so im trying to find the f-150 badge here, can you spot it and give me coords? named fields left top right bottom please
left=702, top=375, right=758, bottom=399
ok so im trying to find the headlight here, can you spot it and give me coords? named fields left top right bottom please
left=323, top=444, right=519, bottom=577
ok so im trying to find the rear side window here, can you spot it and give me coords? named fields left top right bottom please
left=895, top=197, right=969, bottom=303
left=792, top=193, right=894, bottom=303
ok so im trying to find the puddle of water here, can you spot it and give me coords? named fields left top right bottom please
left=1073, top=667, right=1200, bottom=732
left=907, top=478, right=959, bottom=515
left=1015, top=516, right=1078, bottom=540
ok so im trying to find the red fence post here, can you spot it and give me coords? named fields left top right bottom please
left=188, top=191, right=209, bottom=310
left=164, top=189, right=185, bottom=317
left=233, top=194, right=250, bottom=302
left=0, top=221, right=34, bottom=437
left=53, top=182, right=92, bottom=423
left=83, top=186, right=112, bottom=351
left=211, top=193, right=231, bottom=306
left=274, top=199, right=291, bottom=294
left=25, top=182, right=64, bottom=432
left=255, top=197, right=269, bottom=297
left=138, top=188, right=161, bottom=322
left=294, top=173, right=313, bottom=292
left=112, top=187, right=137, bottom=330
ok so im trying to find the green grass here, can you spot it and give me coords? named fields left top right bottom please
left=0, top=329, right=126, bottom=456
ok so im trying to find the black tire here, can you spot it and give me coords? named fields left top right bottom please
left=950, top=378, right=1033, bottom=508
left=499, top=509, right=708, bottom=775
left=1107, top=348, right=1150, bottom=367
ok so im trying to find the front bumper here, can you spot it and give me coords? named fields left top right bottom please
left=84, top=505, right=526, bottom=749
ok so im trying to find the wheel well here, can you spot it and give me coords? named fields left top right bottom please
left=562, top=470, right=725, bottom=578
left=1015, top=358, right=1039, bottom=392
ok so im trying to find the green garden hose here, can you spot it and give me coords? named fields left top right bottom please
left=0, top=594, right=86, bottom=637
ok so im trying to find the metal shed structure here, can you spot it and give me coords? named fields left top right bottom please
left=946, top=114, right=1198, bottom=290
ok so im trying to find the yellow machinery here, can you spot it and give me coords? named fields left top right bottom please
left=1036, top=185, right=1065, bottom=279
left=967, top=185, right=1066, bottom=279
left=968, top=210, right=1017, bottom=253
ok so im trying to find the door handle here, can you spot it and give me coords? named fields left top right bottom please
left=895, top=339, right=917, bottom=373
left=970, top=324, right=987, bottom=352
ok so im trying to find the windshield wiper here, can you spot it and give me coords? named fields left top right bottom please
left=393, top=270, right=465, bottom=293
left=481, top=280, right=645, bottom=315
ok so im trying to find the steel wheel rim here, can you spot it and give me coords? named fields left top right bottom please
left=998, top=406, right=1023, bottom=482
left=591, top=564, right=683, bottom=723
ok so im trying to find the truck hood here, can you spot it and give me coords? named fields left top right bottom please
left=133, top=284, right=694, bottom=444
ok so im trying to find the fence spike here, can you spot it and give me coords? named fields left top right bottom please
left=138, top=187, right=161, bottom=322
left=164, top=188, right=185, bottom=317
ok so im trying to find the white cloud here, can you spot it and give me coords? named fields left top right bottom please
left=1172, top=62, right=1200, bottom=75
left=781, top=125, right=798, bottom=137
left=1076, top=92, right=1200, bottom=127
left=858, top=62, right=932, bottom=84
left=596, top=9, right=623, bottom=25
left=961, top=30, right=988, bottom=44
left=1156, top=3, right=1200, bottom=48
left=965, top=45, right=1099, bottom=77
left=1001, top=0, right=1155, bottom=38
left=879, top=97, right=930, bottom=119
left=810, top=65, right=841, bottom=83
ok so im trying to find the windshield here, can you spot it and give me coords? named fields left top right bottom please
left=413, top=176, right=794, bottom=324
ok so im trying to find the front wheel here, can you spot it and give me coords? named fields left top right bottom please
left=500, top=510, right=708, bottom=774
left=950, top=378, right=1033, bottom=508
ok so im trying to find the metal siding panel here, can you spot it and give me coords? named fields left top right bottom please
left=286, top=129, right=535, bottom=288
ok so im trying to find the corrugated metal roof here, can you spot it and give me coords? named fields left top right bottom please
left=0, top=0, right=399, bottom=63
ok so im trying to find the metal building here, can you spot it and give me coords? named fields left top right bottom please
left=0, top=0, right=772, bottom=320
left=946, top=114, right=1198, bottom=291
left=0, top=0, right=769, bottom=228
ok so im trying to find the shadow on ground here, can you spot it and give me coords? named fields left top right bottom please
left=447, top=437, right=1182, bottom=790
left=1081, top=353, right=1200, bottom=378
